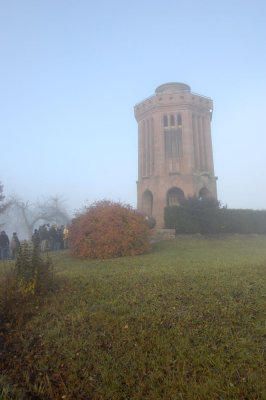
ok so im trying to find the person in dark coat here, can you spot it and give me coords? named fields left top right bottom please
left=0, top=231, right=10, bottom=260
left=32, top=229, right=40, bottom=246
left=50, top=225, right=61, bottom=251
left=10, top=232, right=20, bottom=259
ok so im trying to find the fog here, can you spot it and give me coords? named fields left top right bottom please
left=1, top=0, right=265, bottom=239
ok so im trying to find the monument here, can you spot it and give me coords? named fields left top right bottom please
left=134, top=82, right=217, bottom=227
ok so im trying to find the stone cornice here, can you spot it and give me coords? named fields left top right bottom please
left=134, top=93, right=213, bottom=121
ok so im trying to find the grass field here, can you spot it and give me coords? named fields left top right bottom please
left=1, top=234, right=266, bottom=399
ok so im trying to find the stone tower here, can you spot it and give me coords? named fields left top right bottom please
left=134, top=82, right=217, bottom=227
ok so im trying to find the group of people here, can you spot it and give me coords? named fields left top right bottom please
left=0, top=224, right=69, bottom=260
left=0, top=231, right=20, bottom=260
left=32, top=224, right=69, bottom=252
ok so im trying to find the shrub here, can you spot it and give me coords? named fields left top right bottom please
left=165, top=196, right=220, bottom=234
left=68, top=200, right=150, bottom=259
left=218, top=209, right=266, bottom=234
left=165, top=197, right=266, bottom=235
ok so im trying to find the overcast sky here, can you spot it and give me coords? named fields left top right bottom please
left=1, top=0, right=265, bottom=213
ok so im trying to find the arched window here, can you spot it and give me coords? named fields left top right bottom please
left=142, top=190, right=153, bottom=216
left=166, top=187, right=185, bottom=206
left=170, top=115, right=175, bottom=126
left=177, top=114, right=182, bottom=126
left=163, top=115, right=168, bottom=127
left=164, top=129, right=183, bottom=158
left=199, top=187, right=211, bottom=199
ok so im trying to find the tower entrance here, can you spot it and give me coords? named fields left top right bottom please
left=166, top=187, right=185, bottom=206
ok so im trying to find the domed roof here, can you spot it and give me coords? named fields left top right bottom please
left=155, top=82, right=191, bottom=94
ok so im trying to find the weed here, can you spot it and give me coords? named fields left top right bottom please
left=15, top=241, right=53, bottom=296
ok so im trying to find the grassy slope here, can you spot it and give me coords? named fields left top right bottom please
left=1, top=234, right=266, bottom=399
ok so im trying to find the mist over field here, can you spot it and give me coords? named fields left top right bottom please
left=0, top=0, right=265, bottom=228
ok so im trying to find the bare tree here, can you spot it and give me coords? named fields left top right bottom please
left=0, top=182, right=10, bottom=231
left=8, top=196, right=70, bottom=239
left=0, top=182, right=9, bottom=216
left=36, top=196, right=69, bottom=226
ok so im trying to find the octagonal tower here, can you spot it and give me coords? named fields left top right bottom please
left=134, top=82, right=217, bottom=227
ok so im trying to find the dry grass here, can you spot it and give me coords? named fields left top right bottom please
left=1, top=234, right=266, bottom=399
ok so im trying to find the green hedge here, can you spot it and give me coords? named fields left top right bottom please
left=164, top=207, right=266, bottom=234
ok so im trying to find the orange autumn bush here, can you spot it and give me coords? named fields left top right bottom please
left=68, top=200, right=150, bottom=259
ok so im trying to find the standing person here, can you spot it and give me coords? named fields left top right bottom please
left=55, top=225, right=61, bottom=251
left=0, top=231, right=10, bottom=260
left=10, top=232, right=20, bottom=259
left=50, top=225, right=61, bottom=251
left=40, top=224, right=49, bottom=252
left=63, top=226, right=69, bottom=249
left=32, top=229, right=40, bottom=246
left=59, top=225, right=64, bottom=249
